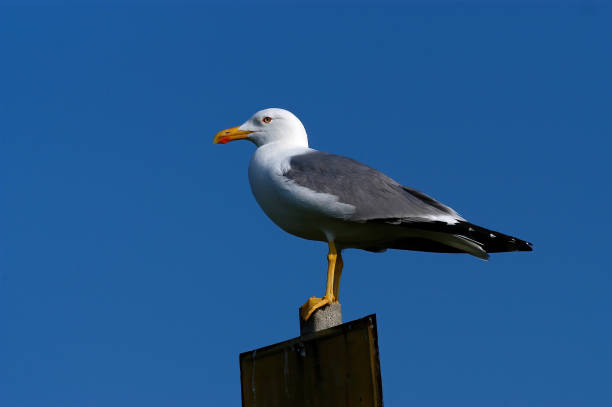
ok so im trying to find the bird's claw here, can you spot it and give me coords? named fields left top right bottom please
left=300, top=295, right=335, bottom=321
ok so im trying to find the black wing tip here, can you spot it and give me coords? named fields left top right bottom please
left=362, top=218, right=534, bottom=255
left=457, top=221, right=533, bottom=253
left=507, top=236, right=533, bottom=252
left=514, top=241, right=534, bottom=252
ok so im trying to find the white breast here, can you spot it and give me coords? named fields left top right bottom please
left=248, top=143, right=355, bottom=242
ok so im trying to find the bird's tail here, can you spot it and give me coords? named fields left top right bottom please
left=431, top=221, right=533, bottom=260
left=369, top=218, right=533, bottom=259
left=455, top=222, right=533, bottom=253
left=402, top=221, right=532, bottom=260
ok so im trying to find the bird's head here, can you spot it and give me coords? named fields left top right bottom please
left=213, top=108, right=309, bottom=148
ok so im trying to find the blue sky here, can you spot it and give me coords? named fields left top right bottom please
left=1, top=2, right=610, bottom=406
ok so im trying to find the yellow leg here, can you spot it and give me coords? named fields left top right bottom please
left=332, top=251, right=343, bottom=303
left=300, top=241, right=339, bottom=321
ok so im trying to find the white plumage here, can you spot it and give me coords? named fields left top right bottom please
left=213, top=108, right=532, bottom=320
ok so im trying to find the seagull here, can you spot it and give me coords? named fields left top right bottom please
left=213, top=108, right=532, bottom=321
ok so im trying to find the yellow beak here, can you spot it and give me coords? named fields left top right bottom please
left=213, top=126, right=253, bottom=144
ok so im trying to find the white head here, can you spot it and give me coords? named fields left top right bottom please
left=213, top=108, right=309, bottom=148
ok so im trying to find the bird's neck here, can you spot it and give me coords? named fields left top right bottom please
left=250, top=130, right=309, bottom=148
left=252, top=142, right=313, bottom=164
left=256, top=139, right=309, bottom=150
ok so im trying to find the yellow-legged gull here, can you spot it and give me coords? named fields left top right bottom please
left=213, top=108, right=532, bottom=320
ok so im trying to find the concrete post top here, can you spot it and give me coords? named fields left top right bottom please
left=299, top=303, right=342, bottom=336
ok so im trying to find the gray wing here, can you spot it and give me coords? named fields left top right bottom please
left=284, top=151, right=463, bottom=223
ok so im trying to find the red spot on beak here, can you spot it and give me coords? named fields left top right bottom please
left=218, top=136, right=231, bottom=144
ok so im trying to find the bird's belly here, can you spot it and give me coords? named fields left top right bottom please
left=264, top=207, right=328, bottom=242
left=250, top=179, right=329, bottom=241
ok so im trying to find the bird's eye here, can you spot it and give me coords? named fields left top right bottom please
left=262, top=116, right=272, bottom=124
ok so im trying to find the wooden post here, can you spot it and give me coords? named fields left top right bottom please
left=240, top=314, right=383, bottom=407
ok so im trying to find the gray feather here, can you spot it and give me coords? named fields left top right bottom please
left=284, top=151, right=462, bottom=222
